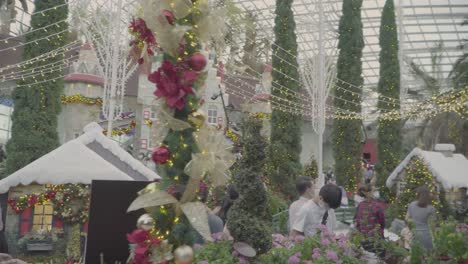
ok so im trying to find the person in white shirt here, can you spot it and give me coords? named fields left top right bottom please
left=291, top=184, right=342, bottom=238
left=288, top=177, right=315, bottom=232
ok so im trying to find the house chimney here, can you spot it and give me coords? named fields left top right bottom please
left=434, top=144, right=455, bottom=157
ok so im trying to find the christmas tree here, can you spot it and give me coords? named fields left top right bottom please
left=332, top=0, right=364, bottom=190
left=6, top=0, right=69, bottom=174
left=268, top=0, right=303, bottom=198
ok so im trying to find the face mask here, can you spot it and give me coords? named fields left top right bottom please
left=318, top=200, right=329, bottom=210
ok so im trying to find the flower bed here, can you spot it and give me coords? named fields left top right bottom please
left=193, top=226, right=362, bottom=264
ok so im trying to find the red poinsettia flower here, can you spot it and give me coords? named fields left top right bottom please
left=129, top=18, right=156, bottom=45
left=127, top=228, right=150, bottom=244
left=149, top=60, right=197, bottom=110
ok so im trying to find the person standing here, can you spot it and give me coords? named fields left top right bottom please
left=291, top=184, right=342, bottom=238
left=406, top=185, right=436, bottom=252
left=354, top=185, right=385, bottom=257
left=288, top=177, right=315, bottom=232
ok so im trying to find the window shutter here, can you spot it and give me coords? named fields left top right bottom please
left=19, top=208, right=32, bottom=235
left=53, top=217, right=64, bottom=229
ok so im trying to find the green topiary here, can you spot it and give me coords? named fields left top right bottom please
left=227, top=117, right=272, bottom=254
left=267, top=0, right=303, bottom=198
left=6, top=0, right=69, bottom=174
left=332, top=0, right=364, bottom=191
left=377, top=0, right=402, bottom=200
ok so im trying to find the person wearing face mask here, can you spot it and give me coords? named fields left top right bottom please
left=291, top=184, right=342, bottom=238
left=288, top=177, right=315, bottom=233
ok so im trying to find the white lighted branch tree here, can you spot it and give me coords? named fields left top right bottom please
left=299, top=0, right=339, bottom=188
left=76, top=0, right=138, bottom=136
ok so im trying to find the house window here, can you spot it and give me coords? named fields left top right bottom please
left=207, top=106, right=218, bottom=125
left=32, top=203, right=53, bottom=231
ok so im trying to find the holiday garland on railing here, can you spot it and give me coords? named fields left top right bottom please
left=8, top=184, right=90, bottom=224
left=102, top=121, right=137, bottom=137
left=60, top=94, right=103, bottom=106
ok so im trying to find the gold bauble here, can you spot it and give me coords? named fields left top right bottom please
left=174, top=245, right=194, bottom=264
left=136, top=213, right=155, bottom=230
left=188, top=110, right=206, bottom=127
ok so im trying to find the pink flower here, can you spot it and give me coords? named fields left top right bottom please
left=312, top=248, right=321, bottom=259
left=321, top=238, right=331, bottom=246
left=294, top=235, right=305, bottom=243
left=238, top=256, right=249, bottom=264
left=288, top=253, right=301, bottom=264
left=199, top=261, right=209, bottom=264
left=326, top=250, right=338, bottom=262
left=193, top=243, right=202, bottom=250
left=211, top=232, right=224, bottom=241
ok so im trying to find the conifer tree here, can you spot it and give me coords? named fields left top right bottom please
left=6, top=0, right=69, bottom=174
left=268, top=0, right=303, bottom=198
left=376, top=0, right=402, bottom=195
left=332, top=0, right=364, bottom=190
left=228, top=116, right=271, bottom=254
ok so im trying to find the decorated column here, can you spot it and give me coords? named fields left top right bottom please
left=126, top=0, right=231, bottom=262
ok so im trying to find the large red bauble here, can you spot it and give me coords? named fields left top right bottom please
left=151, top=146, right=170, bottom=165
left=190, top=53, right=207, bottom=71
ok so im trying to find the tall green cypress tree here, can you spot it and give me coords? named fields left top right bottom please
left=6, top=0, right=69, bottom=174
left=268, top=0, right=302, bottom=198
left=332, top=0, right=364, bottom=190
left=376, top=0, right=402, bottom=195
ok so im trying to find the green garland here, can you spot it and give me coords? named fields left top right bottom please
left=8, top=184, right=90, bottom=224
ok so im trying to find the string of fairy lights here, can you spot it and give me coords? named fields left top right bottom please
left=0, top=2, right=465, bottom=122
left=238, top=21, right=402, bottom=105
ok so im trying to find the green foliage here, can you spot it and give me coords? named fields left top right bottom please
left=409, top=240, right=425, bottom=264
left=431, top=219, right=468, bottom=261
left=194, top=241, right=237, bottom=264
left=266, top=188, right=289, bottom=234
left=66, top=224, right=82, bottom=260
left=6, top=0, right=69, bottom=174
left=228, top=117, right=272, bottom=254
left=268, top=0, right=303, bottom=198
left=303, top=156, right=319, bottom=179
left=332, top=0, right=364, bottom=190
left=376, top=0, right=402, bottom=198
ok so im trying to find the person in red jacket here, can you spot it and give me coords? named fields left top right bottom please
left=354, top=184, right=385, bottom=257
